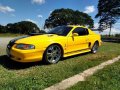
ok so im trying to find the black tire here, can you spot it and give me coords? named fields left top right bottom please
left=91, top=42, right=99, bottom=54
left=43, top=44, right=62, bottom=64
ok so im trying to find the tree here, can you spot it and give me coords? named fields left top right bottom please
left=0, top=25, right=6, bottom=33
left=17, top=21, right=40, bottom=34
left=0, top=25, right=3, bottom=33
left=0, top=21, right=46, bottom=34
left=95, top=0, right=120, bottom=36
left=44, top=8, right=94, bottom=28
left=6, top=21, right=41, bottom=34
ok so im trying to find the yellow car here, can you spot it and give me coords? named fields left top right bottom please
left=7, top=25, right=101, bottom=64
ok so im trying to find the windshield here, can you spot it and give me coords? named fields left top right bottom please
left=47, top=26, right=72, bottom=36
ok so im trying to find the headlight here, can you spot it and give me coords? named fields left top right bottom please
left=16, top=44, right=35, bottom=50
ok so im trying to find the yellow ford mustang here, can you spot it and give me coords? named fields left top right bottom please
left=7, top=25, right=101, bottom=64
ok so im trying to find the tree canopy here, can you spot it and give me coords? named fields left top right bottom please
left=0, top=25, right=6, bottom=33
left=44, top=8, right=94, bottom=28
left=0, top=21, right=45, bottom=34
left=95, top=0, right=120, bottom=36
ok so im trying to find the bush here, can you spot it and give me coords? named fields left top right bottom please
left=115, top=34, right=120, bottom=37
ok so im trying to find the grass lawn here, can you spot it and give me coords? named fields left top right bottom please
left=0, top=42, right=120, bottom=89
left=68, top=59, right=120, bottom=90
left=0, top=33, right=24, bottom=37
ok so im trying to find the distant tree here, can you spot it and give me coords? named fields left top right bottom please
left=0, top=25, right=6, bottom=33
left=115, top=33, right=120, bottom=37
left=6, top=21, right=41, bottom=34
left=44, top=8, right=94, bottom=28
left=95, top=0, right=120, bottom=36
left=0, top=25, right=3, bottom=33
left=40, top=30, right=46, bottom=34
left=17, top=21, right=40, bottom=34
left=6, top=23, right=21, bottom=33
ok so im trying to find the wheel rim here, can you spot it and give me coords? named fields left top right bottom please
left=92, top=43, right=98, bottom=53
left=46, top=45, right=61, bottom=63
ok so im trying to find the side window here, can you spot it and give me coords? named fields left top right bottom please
left=73, top=27, right=89, bottom=36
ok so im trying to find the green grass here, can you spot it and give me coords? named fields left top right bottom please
left=0, top=42, right=120, bottom=89
left=68, top=60, right=120, bottom=90
left=0, top=33, right=24, bottom=37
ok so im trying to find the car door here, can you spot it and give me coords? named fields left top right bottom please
left=67, top=27, right=89, bottom=52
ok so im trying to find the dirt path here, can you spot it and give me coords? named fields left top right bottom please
left=0, top=37, right=13, bottom=55
left=45, top=55, right=120, bottom=90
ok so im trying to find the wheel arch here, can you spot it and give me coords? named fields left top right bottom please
left=44, top=43, right=64, bottom=57
left=91, top=40, right=99, bottom=54
left=42, top=43, right=64, bottom=64
left=89, top=40, right=99, bottom=49
left=94, top=40, right=99, bottom=46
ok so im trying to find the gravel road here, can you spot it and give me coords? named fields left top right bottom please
left=0, top=37, right=14, bottom=55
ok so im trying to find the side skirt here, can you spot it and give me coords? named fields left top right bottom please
left=64, top=48, right=91, bottom=57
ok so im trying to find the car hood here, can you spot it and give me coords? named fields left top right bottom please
left=15, top=34, right=64, bottom=44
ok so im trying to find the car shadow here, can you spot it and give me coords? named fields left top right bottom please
left=0, top=55, right=43, bottom=70
left=0, top=52, right=91, bottom=70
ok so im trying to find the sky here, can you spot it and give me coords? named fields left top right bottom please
left=0, top=0, right=120, bottom=34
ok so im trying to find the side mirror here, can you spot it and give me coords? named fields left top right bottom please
left=72, top=33, right=79, bottom=36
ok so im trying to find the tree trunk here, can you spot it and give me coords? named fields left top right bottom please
left=109, top=23, right=112, bottom=37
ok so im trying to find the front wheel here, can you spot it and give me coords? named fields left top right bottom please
left=43, top=45, right=62, bottom=64
left=91, top=42, right=99, bottom=54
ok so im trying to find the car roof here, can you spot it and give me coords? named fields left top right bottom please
left=67, top=25, right=87, bottom=28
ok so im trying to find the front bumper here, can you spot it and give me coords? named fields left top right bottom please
left=6, top=47, right=44, bottom=62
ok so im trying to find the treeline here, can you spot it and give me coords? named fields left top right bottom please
left=0, top=21, right=45, bottom=34
left=101, top=34, right=120, bottom=38
left=115, top=34, right=120, bottom=37
left=0, top=8, right=94, bottom=34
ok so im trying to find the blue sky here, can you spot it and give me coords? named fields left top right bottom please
left=0, top=0, right=120, bottom=34
left=0, top=0, right=98, bottom=26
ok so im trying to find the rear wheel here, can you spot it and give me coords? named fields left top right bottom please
left=43, top=44, right=62, bottom=64
left=91, top=42, right=99, bottom=54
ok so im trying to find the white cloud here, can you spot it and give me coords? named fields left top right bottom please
left=0, top=5, right=15, bottom=13
left=116, top=23, right=120, bottom=24
left=25, top=19, right=37, bottom=24
left=84, top=6, right=95, bottom=14
left=101, top=28, right=120, bottom=35
left=48, top=10, right=53, bottom=16
left=32, top=0, right=45, bottom=5
left=93, top=23, right=120, bottom=35
left=49, top=10, right=52, bottom=14
left=37, top=14, right=43, bottom=18
left=94, top=23, right=99, bottom=29
left=94, top=28, right=120, bottom=35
